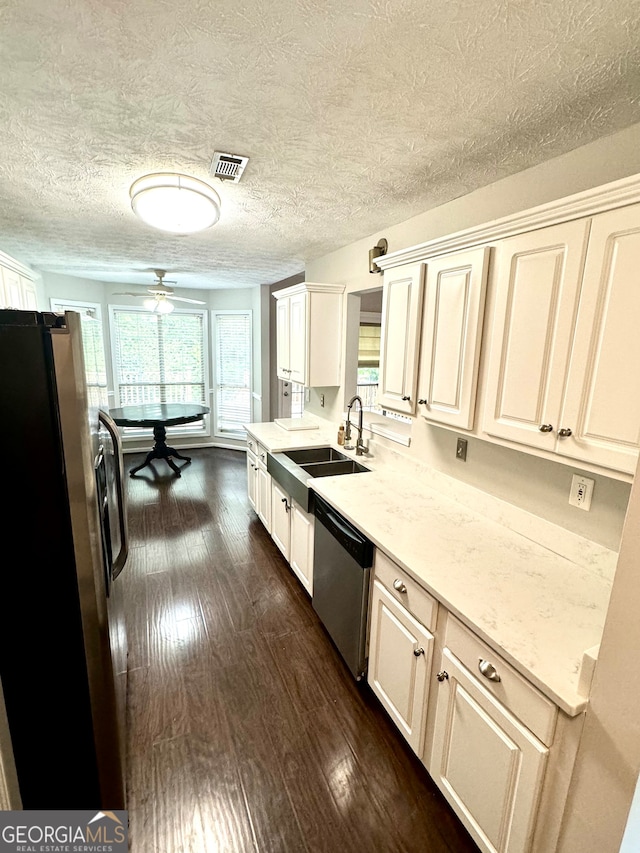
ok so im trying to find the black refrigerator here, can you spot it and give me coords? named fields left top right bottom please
left=0, top=309, right=128, bottom=808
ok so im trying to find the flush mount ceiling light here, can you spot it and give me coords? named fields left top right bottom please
left=129, top=173, right=221, bottom=234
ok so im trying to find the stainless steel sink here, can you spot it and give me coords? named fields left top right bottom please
left=285, top=447, right=348, bottom=464
left=266, top=446, right=369, bottom=511
left=300, top=459, right=369, bottom=477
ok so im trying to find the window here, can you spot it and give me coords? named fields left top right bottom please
left=357, top=321, right=381, bottom=411
left=50, top=298, right=107, bottom=410
left=212, top=310, right=252, bottom=438
left=110, top=306, right=208, bottom=434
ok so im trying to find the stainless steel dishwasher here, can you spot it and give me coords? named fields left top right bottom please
left=312, top=495, right=374, bottom=680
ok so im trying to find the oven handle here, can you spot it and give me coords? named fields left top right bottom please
left=99, top=408, right=129, bottom=579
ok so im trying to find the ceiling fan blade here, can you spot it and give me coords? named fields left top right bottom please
left=113, top=292, right=148, bottom=297
left=169, top=296, right=206, bottom=304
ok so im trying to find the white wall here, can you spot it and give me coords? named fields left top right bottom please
left=303, top=122, right=640, bottom=550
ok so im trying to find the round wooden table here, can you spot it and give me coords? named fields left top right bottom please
left=109, top=403, right=210, bottom=477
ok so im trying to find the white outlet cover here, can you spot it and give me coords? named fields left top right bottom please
left=569, top=474, right=595, bottom=511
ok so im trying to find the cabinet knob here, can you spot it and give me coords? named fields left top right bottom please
left=436, top=671, right=449, bottom=682
left=558, top=427, right=573, bottom=437
left=538, top=424, right=553, bottom=433
left=478, top=659, right=501, bottom=682
left=393, top=579, right=407, bottom=593
left=401, top=395, right=411, bottom=401
left=413, top=647, right=425, bottom=657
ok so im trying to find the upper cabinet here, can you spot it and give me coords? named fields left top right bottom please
left=377, top=262, right=425, bottom=414
left=0, top=263, right=38, bottom=311
left=417, top=247, right=490, bottom=430
left=273, top=282, right=344, bottom=387
left=482, top=205, right=640, bottom=475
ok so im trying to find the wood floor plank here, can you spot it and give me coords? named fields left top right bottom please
left=124, top=448, right=479, bottom=853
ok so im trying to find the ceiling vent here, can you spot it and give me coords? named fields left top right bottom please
left=210, top=152, right=249, bottom=183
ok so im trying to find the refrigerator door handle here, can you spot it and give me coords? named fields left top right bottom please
left=99, top=408, right=129, bottom=579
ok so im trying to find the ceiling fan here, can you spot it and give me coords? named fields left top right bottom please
left=115, top=270, right=206, bottom=313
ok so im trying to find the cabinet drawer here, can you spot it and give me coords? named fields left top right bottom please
left=445, top=615, right=557, bottom=746
left=374, top=550, right=438, bottom=632
left=246, top=437, right=268, bottom=466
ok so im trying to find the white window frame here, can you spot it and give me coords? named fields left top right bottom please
left=108, top=304, right=211, bottom=439
left=210, top=309, right=253, bottom=440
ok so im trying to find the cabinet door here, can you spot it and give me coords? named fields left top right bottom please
left=417, top=247, right=490, bottom=430
left=290, top=499, right=314, bottom=595
left=276, top=296, right=291, bottom=381
left=20, top=277, right=38, bottom=310
left=1, top=268, right=22, bottom=308
left=377, top=262, right=425, bottom=414
left=558, top=204, right=640, bottom=474
left=257, top=465, right=272, bottom=533
left=288, top=291, right=307, bottom=385
left=482, top=220, right=590, bottom=449
left=428, top=649, right=548, bottom=853
left=367, top=580, right=433, bottom=755
left=246, top=451, right=258, bottom=511
left=271, top=480, right=291, bottom=561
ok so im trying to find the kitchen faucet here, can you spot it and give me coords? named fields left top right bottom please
left=344, top=394, right=368, bottom=456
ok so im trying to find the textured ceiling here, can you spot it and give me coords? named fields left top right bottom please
left=0, top=0, right=639, bottom=290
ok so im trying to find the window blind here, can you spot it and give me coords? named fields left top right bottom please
left=358, top=323, right=381, bottom=367
left=213, top=311, right=252, bottom=436
left=112, top=308, right=206, bottom=406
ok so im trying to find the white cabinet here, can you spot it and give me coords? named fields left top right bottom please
left=246, top=439, right=272, bottom=533
left=482, top=206, right=640, bottom=474
left=429, top=649, right=548, bottom=853
left=0, top=267, right=38, bottom=310
left=417, top=246, right=490, bottom=430
left=246, top=448, right=258, bottom=512
left=271, top=480, right=291, bottom=560
left=367, top=551, right=438, bottom=755
left=273, top=282, right=344, bottom=387
left=270, top=479, right=315, bottom=594
left=426, top=615, right=555, bottom=853
left=1, top=268, right=23, bottom=308
left=290, top=500, right=314, bottom=595
left=557, top=204, right=640, bottom=474
left=377, top=262, right=425, bottom=414
left=367, top=578, right=434, bottom=755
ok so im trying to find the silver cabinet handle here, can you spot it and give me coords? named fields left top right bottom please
left=539, top=424, right=553, bottom=432
left=393, top=579, right=407, bottom=593
left=436, top=671, right=449, bottom=682
left=413, top=647, right=425, bottom=657
left=478, top=659, right=501, bottom=682
left=558, top=427, right=573, bottom=437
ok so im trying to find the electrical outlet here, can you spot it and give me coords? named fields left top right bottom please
left=320, top=393, right=325, bottom=407
left=305, top=387, right=310, bottom=403
left=456, top=437, right=468, bottom=461
left=569, top=474, right=594, bottom=511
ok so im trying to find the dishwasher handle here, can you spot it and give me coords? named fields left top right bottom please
left=314, top=495, right=374, bottom=568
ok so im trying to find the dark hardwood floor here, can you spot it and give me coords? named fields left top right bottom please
left=122, top=447, right=479, bottom=853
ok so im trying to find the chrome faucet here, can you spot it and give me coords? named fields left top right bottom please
left=345, top=395, right=368, bottom=456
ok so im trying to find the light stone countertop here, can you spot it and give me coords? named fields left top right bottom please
left=244, top=420, right=616, bottom=716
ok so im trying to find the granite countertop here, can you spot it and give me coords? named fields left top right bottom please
left=244, top=420, right=615, bottom=716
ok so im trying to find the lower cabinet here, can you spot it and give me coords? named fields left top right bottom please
left=367, top=552, right=571, bottom=853
left=269, top=479, right=315, bottom=595
left=247, top=443, right=272, bottom=533
left=427, top=647, right=548, bottom=853
left=367, top=579, right=434, bottom=755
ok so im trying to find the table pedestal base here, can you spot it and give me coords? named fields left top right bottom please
left=129, top=424, right=191, bottom=477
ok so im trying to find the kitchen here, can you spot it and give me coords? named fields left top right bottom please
left=1, top=1, right=640, bottom=852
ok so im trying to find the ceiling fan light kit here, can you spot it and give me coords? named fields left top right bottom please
left=129, top=173, right=221, bottom=234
